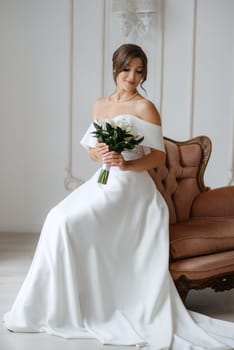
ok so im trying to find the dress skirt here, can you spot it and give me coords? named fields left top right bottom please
left=4, top=115, right=234, bottom=349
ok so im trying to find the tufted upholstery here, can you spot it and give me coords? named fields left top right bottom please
left=150, top=135, right=234, bottom=301
left=152, top=139, right=206, bottom=224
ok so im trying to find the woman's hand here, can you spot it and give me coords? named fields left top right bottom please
left=89, top=142, right=109, bottom=162
left=89, top=144, right=127, bottom=169
left=103, top=151, right=126, bottom=170
left=96, top=142, right=109, bottom=160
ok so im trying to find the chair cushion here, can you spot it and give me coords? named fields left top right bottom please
left=191, top=186, right=234, bottom=217
left=170, top=216, right=234, bottom=259
left=170, top=250, right=234, bottom=281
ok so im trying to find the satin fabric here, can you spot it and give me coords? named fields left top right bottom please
left=4, top=115, right=234, bottom=349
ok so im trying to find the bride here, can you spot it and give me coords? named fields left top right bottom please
left=4, top=43, right=234, bottom=349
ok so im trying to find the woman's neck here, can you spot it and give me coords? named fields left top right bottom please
left=110, top=90, right=138, bottom=103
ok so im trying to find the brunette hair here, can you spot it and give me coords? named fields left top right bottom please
left=112, top=43, right=147, bottom=90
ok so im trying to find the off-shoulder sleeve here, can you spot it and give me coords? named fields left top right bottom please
left=80, top=123, right=97, bottom=150
left=133, top=117, right=165, bottom=152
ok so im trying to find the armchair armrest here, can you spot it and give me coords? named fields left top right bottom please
left=191, top=186, right=234, bottom=217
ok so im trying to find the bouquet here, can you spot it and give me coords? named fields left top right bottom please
left=92, top=118, right=144, bottom=184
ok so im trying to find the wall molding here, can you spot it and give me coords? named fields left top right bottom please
left=227, top=46, right=234, bottom=185
left=64, top=0, right=107, bottom=191
left=157, top=0, right=165, bottom=114
left=188, top=0, right=197, bottom=139
left=64, top=0, right=84, bottom=191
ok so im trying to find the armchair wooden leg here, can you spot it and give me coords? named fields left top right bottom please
left=178, top=289, right=189, bottom=303
left=173, top=279, right=189, bottom=303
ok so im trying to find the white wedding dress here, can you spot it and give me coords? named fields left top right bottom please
left=4, top=115, right=234, bottom=349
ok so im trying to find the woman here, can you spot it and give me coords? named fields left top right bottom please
left=4, top=44, right=234, bottom=349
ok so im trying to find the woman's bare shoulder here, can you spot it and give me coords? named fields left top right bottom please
left=95, top=96, right=109, bottom=104
left=136, top=98, right=162, bottom=126
left=92, top=97, right=109, bottom=120
left=93, top=96, right=109, bottom=109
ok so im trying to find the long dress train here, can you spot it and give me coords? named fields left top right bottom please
left=3, top=114, right=234, bottom=349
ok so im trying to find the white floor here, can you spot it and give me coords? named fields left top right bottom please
left=0, top=232, right=234, bottom=350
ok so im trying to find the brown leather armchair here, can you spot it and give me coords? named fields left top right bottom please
left=150, top=135, right=234, bottom=302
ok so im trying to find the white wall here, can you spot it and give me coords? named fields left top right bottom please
left=161, top=0, right=234, bottom=186
left=0, top=0, right=69, bottom=232
left=0, top=0, right=233, bottom=233
left=193, top=0, right=234, bottom=186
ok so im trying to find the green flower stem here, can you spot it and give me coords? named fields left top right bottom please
left=98, top=165, right=110, bottom=184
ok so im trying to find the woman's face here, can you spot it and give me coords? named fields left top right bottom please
left=115, top=57, right=144, bottom=93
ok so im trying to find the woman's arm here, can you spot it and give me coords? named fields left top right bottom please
left=103, top=149, right=165, bottom=171
left=123, top=149, right=165, bottom=171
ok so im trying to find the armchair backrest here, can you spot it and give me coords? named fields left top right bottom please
left=149, top=136, right=212, bottom=224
